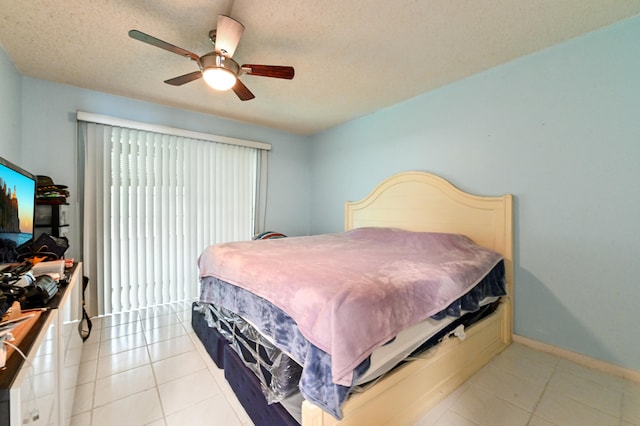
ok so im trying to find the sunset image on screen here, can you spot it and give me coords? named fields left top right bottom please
left=0, top=169, right=35, bottom=234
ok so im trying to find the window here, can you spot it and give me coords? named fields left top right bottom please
left=78, top=114, right=269, bottom=315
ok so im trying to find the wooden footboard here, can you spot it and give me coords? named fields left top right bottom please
left=302, top=300, right=512, bottom=426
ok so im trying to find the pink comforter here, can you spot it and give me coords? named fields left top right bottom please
left=198, top=227, right=502, bottom=386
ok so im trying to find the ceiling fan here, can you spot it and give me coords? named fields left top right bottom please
left=128, top=15, right=294, bottom=101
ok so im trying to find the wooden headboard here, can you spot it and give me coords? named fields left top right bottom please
left=345, top=171, right=513, bottom=332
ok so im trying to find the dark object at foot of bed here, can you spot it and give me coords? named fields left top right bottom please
left=223, top=345, right=299, bottom=425
left=192, top=302, right=299, bottom=425
left=191, top=301, right=226, bottom=368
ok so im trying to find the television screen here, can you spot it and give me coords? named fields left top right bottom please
left=0, top=156, right=36, bottom=263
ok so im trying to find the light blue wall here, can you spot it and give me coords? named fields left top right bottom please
left=310, top=16, right=640, bottom=372
left=17, top=78, right=311, bottom=260
left=0, top=48, right=22, bottom=162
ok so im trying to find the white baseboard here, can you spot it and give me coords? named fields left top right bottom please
left=513, top=334, right=640, bottom=383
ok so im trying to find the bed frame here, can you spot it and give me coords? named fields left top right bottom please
left=301, top=171, right=513, bottom=425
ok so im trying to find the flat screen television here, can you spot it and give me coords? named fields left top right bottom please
left=0, top=155, right=36, bottom=263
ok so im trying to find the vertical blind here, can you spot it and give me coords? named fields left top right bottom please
left=78, top=117, right=268, bottom=316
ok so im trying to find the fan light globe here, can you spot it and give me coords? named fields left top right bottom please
left=203, top=67, right=237, bottom=91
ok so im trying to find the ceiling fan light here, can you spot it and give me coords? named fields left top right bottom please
left=203, top=67, right=237, bottom=91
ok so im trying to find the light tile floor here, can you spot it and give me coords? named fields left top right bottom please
left=70, top=301, right=640, bottom=426
left=417, top=342, right=640, bottom=426
left=70, top=300, right=253, bottom=426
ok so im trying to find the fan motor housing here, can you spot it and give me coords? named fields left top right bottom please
left=199, top=53, right=240, bottom=76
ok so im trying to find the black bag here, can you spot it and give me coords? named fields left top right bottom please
left=17, top=233, right=69, bottom=261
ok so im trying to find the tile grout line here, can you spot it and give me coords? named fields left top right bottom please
left=556, top=364, right=626, bottom=422
left=524, top=356, right=559, bottom=426
left=72, top=301, right=228, bottom=426
left=89, top=329, right=100, bottom=426
left=139, top=309, right=169, bottom=425
left=77, top=317, right=102, bottom=425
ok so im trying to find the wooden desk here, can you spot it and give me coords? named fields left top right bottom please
left=0, top=262, right=83, bottom=426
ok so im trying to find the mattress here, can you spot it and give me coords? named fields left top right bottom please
left=195, top=259, right=504, bottom=417
left=194, top=293, right=501, bottom=386
left=357, top=295, right=500, bottom=383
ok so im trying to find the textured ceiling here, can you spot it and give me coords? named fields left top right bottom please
left=1, top=1, right=639, bottom=135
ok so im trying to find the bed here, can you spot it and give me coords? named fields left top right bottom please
left=194, top=171, right=513, bottom=425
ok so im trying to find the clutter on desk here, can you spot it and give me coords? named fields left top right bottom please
left=1, top=259, right=67, bottom=317
left=0, top=302, right=41, bottom=367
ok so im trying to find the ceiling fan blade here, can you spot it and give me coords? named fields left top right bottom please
left=232, top=79, right=255, bottom=101
left=164, top=71, right=202, bottom=86
left=129, top=30, right=199, bottom=62
left=241, top=64, right=294, bottom=79
left=214, top=15, right=245, bottom=58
